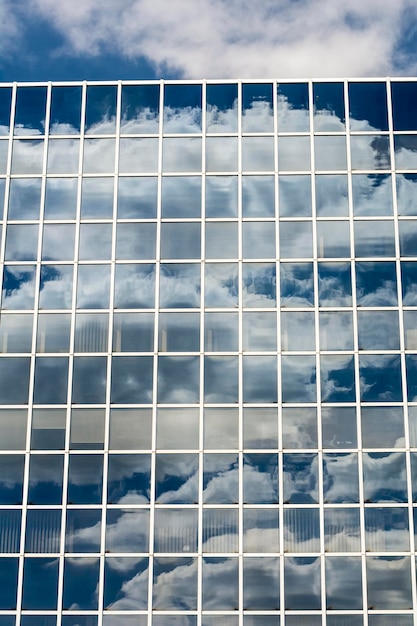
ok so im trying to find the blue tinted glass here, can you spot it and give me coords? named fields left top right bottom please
left=203, top=556, right=238, bottom=609
left=33, top=357, right=69, bottom=404
left=121, top=84, right=160, bottom=133
left=162, top=176, right=201, bottom=218
left=281, top=262, right=314, bottom=307
left=61, top=618, right=96, bottom=626
left=104, top=557, right=149, bottom=609
left=163, top=84, right=202, bottom=133
left=363, top=452, right=407, bottom=503
left=394, top=134, right=417, bottom=169
left=325, top=556, right=363, bottom=610
left=203, top=454, right=238, bottom=504
left=114, top=263, right=155, bottom=308
left=21, top=618, right=57, bottom=626
left=118, top=176, right=157, bottom=219
left=283, top=454, right=318, bottom=504
left=242, top=175, right=274, bottom=217
left=155, top=453, right=199, bottom=504
left=39, top=265, right=73, bottom=310
left=0, top=557, right=18, bottom=608
left=65, top=509, right=101, bottom=553
left=242, top=263, right=276, bottom=307
left=0, top=456, right=24, bottom=504
left=28, top=454, right=63, bottom=504
left=44, top=178, right=78, bottom=219
left=5, top=224, right=38, bottom=261
left=22, top=557, right=59, bottom=609
left=397, top=173, right=417, bottom=216
left=402, top=261, right=417, bottom=305
left=279, top=175, right=311, bottom=217
left=25, top=509, right=61, bottom=553
left=206, top=83, right=238, bottom=133
left=159, top=264, right=200, bottom=308
left=320, top=355, right=355, bottom=402
left=315, top=174, right=349, bottom=217
left=2, top=265, right=36, bottom=311
left=157, top=355, right=199, bottom=403
left=72, top=356, right=107, bottom=403
left=85, top=85, right=117, bottom=134
left=354, top=220, right=395, bottom=257
left=67, top=454, right=103, bottom=504
left=323, top=453, right=359, bottom=503
left=106, top=509, right=149, bottom=553
left=406, top=355, right=417, bottom=401
left=243, top=355, right=277, bottom=403
left=313, top=82, right=345, bottom=130
left=349, top=82, right=388, bottom=131
left=243, top=556, right=279, bottom=609
left=50, top=86, right=82, bottom=134
left=111, top=355, right=153, bottom=403
left=107, top=454, right=151, bottom=503
left=277, top=82, right=309, bottom=132
left=284, top=557, right=321, bottom=609
left=204, top=356, right=239, bottom=403
left=356, top=261, right=397, bottom=306
left=153, top=556, right=197, bottom=609
left=0, top=88, right=12, bottom=135
left=243, top=453, right=278, bottom=504
left=358, top=310, right=400, bottom=350
left=14, top=86, right=47, bottom=135
left=359, top=355, right=402, bottom=402
left=63, top=557, right=100, bottom=610
left=281, top=355, right=316, bottom=403
left=352, top=174, right=393, bottom=216
left=392, top=81, right=417, bottom=131
left=0, top=510, right=21, bottom=552
left=242, top=83, right=273, bottom=132
left=0, top=357, right=30, bottom=404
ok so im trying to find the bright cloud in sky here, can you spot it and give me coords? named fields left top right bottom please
left=2, top=0, right=417, bottom=78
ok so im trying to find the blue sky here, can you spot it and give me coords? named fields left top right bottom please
left=1, top=0, right=417, bottom=82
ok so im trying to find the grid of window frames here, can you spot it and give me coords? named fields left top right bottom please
left=0, top=79, right=417, bottom=626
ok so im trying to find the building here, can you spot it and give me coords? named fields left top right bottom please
left=0, top=79, right=416, bottom=626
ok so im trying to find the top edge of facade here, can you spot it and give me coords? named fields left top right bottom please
left=1, top=77, right=417, bottom=87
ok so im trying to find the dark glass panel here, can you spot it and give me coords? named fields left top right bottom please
left=50, top=85, right=82, bottom=134
left=22, top=557, right=59, bottom=609
left=321, top=355, right=355, bottom=402
left=394, top=134, right=417, bottom=169
left=62, top=557, right=100, bottom=610
left=65, top=509, right=101, bottom=553
left=33, top=356, right=69, bottom=404
left=349, top=82, right=388, bottom=131
left=85, top=85, right=117, bottom=134
left=160, top=222, right=201, bottom=259
left=399, top=219, right=417, bottom=256
left=104, top=556, right=149, bottom=610
left=361, top=406, right=404, bottom=448
left=243, top=355, right=277, bottom=403
left=366, top=556, right=412, bottom=609
left=14, top=86, right=47, bottom=135
left=162, top=175, right=201, bottom=218
left=350, top=135, right=390, bottom=170
left=365, top=507, right=409, bottom=551
left=206, top=83, right=238, bottom=133
left=284, top=507, right=320, bottom=552
left=0, top=357, right=30, bottom=404
left=355, top=261, right=397, bottom=306
left=107, top=454, right=150, bottom=503
left=0, top=409, right=27, bottom=449
left=157, top=355, right=199, bottom=403
left=406, top=354, right=417, bottom=401
left=204, top=262, right=238, bottom=307
left=163, top=84, right=202, bottom=133
left=0, top=87, right=12, bottom=135
left=27, top=454, right=64, bottom=505
left=318, top=261, right=352, bottom=306
left=74, top=312, right=108, bottom=352
left=402, top=261, right=417, bottom=305
left=0, top=511, right=20, bottom=551
left=72, top=356, right=107, bottom=404
left=313, top=82, right=345, bottom=130
left=203, top=508, right=238, bottom=553
left=322, top=406, right=357, bottom=449
left=243, top=453, right=278, bottom=504
left=113, top=312, right=154, bottom=352
left=282, top=407, right=317, bottom=449
left=159, top=263, right=200, bottom=308
left=0, top=455, right=24, bottom=504
left=155, top=453, right=199, bottom=504
left=204, top=356, right=239, bottom=403
left=242, top=262, right=276, bottom=307
left=121, top=83, right=160, bottom=133
left=392, top=81, right=417, bottom=131
left=155, top=508, right=198, bottom=553
left=67, top=454, right=103, bottom=504
left=110, top=356, right=153, bottom=404
left=277, top=82, right=309, bottom=132
left=359, top=355, right=402, bottom=402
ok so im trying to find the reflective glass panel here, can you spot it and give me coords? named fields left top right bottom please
left=205, top=262, right=238, bottom=307
left=392, top=81, right=417, bottom=130
left=319, top=311, right=353, bottom=350
left=280, top=221, right=313, bottom=258
left=321, top=407, right=357, bottom=449
left=206, top=176, right=238, bottom=217
left=284, top=557, right=321, bottom=609
left=352, top=173, right=393, bottom=216
left=81, top=177, right=114, bottom=218
left=397, top=173, right=417, bottom=215
left=44, top=177, right=78, bottom=220
left=113, top=312, right=154, bottom=352
left=354, top=220, right=395, bottom=257
left=320, top=355, right=356, bottom=402
left=242, top=137, right=275, bottom=171
left=243, top=453, right=278, bottom=504
left=152, top=557, right=197, bottom=610
left=206, top=83, right=238, bottom=133
left=109, top=408, right=152, bottom=450
left=157, top=356, right=199, bottom=403
left=365, top=507, right=409, bottom=551
left=33, top=356, right=69, bottom=404
left=49, top=85, right=82, bottom=134
left=8, top=177, right=41, bottom=219
left=162, top=137, right=202, bottom=172
left=47, top=138, right=79, bottom=174
left=283, top=453, right=318, bottom=503
left=363, top=452, right=407, bottom=503
left=42, top=224, right=75, bottom=261
left=315, top=174, right=349, bottom=217
left=118, top=176, right=157, bottom=219
left=243, top=407, right=278, bottom=448
left=162, top=176, right=201, bottom=218
left=0, top=87, right=12, bottom=135
left=0, top=313, right=33, bottom=353
left=203, top=510, right=238, bottom=552
left=282, top=407, right=317, bottom=449
left=313, top=82, right=345, bottom=131
left=161, top=222, right=201, bottom=259
left=359, top=355, right=402, bottom=402
left=243, top=311, right=277, bottom=351
left=5, top=224, right=38, bottom=261
left=62, top=557, right=100, bottom=610
left=243, top=508, right=279, bottom=552
left=324, top=507, right=361, bottom=552
left=206, top=137, right=238, bottom=172
left=156, top=408, right=199, bottom=449
left=203, top=453, right=239, bottom=504
left=72, top=356, right=107, bottom=403
left=163, top=84, right=202, bottom=133
left=107, top=454, right=150, bottom=503
left=0, top=357, right=30, bottom=404
left=325, top=556, right=362, bottom=609
left=323, top=453, right=359, bottom=503
left=358, top=310, right=399, bottom=350
left=114, top=263, right=155, bottom=309
left=159, top=263, right=200, bottom=307
left=14, top=86, right=47, bottom=135
left=65, top=509, right=101, bottom=553
left=204, top=356, right=239, bottom=403
left=318, top=261, right=352, bottom=306
left=205, top=222, right=238, bottom=259
left=243, top=356, right=277, bottom=403
left=281, top=262, right=314, bottom=307
left=277, top=82, right=309, bottom=132
left=25, top=509, right=61, bottom=553
left=155, top=453, right=199, bottom=504
left=31, top=408, right=66, bottom=450
left=104, top=556, right=149, bottom=610
left=154, top=508, right=198, bottom=553
left=284, top=508, right=320, bottom=552
left=121, top=84, right=160, bottom=133
left=402, top=261, right=417, bottom=305
left=67, top=454, right=103, bottom=504
left=22, top=557, right=58, bottom=609
left=281, top=311, right=315, bottom=351
left=11, top=139, right=44, bottom=174
left=204, top=408, right=239, bottom=450
left=0, top=409, right=27, bottom=449
left=394, top=134, right=417, bottom=169
left=70, top=408, right=105, bottom=449
left=349, top=82, right=388, bottom=131
left=85, top=85, right=117, bottom=134
left=243, top=556, right=279, bottom=610
left=350, top=135, right=391, bottom=170
left=314, top=135, right=347, bottom=171
left=281, top=355, right=316, bottom=403
left=242, top=263, right=276, bottom=307
left=399, top=219, right=417, bottom=256
left=119, top=137, right=159, bottom=173
left=0, top=455, right=24, bottom=503
left=366, top=556, right=412, bottom=609
left=79, top=223, right=112, bottom=260
left=242, top=175, right=275, bottom=217
left=76, top=265, right=110, bottom=309
left=242, top=83, right=273, bottom=132
left=27, top=454, right=64, bottom=504
left=36, top=313, right=71, bottom=352
left=278, top=136, right=311, bottom=171
left=355, top=261, right=397, bottom=306
left=83, top=138, right=115, bottom=173
left=243, top=221, right=275, bottom=258
left=279, top=175, right=311, bottom=217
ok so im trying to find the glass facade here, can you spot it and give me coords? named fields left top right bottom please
left=0, top=79, right=416, bottom=624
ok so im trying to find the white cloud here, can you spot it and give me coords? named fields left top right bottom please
left=5, top=0, right=413, bottom=77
